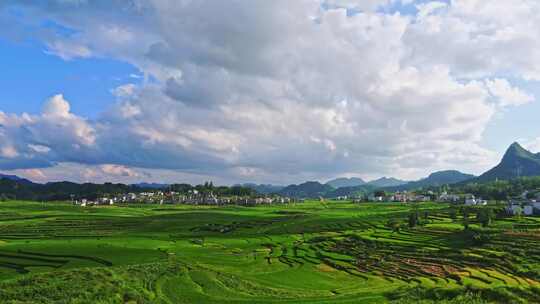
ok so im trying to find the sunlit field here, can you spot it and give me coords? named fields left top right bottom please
left=0, top=200, right=539, bottom=303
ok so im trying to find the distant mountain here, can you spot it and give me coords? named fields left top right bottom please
left=133, top=183, right=169, bottom=189
left=0, top=174, right=32, bottom=184
left=240, top=183, right=284, bottom=194
left=279, top=181, right=334, bottom=198
left=386, top=170, right=475, bottom=191
left=477, top=142, right=540, bottom=181
left=326, top=177, right=365, bottom=188
left=327, top=184, right=376, bottom=198
left=367, top=177, right=407, bottom=188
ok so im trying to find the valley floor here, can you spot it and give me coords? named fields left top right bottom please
left=0, top=200, right=539, bottom=303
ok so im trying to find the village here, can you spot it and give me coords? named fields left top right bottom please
left=71, top=188, right=540, bottom=217
left=349, top=190, right=540, bottom=217
left=73, top=189, right=296, bottom=207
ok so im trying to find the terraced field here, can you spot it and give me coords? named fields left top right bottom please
left=0, top=200, right=539, bottom=303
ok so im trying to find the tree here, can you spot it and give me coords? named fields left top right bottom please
left=386, top=219, right=401, bottom=233
left=477, top=208, right=493, bottom=228
left=513, top=206, right=523, bottom=218
left=462, top=207, right=470, bottom=230
left=449, top=207, right=457, bottom=220
left=408, top=212, right=419, bottom=228
left=374, top=190, right=386, bottom=198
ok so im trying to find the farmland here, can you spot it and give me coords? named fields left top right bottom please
left=0, top=200, right=539, bottom=303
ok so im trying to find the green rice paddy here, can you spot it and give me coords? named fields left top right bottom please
left=0, top=200, right=539, bottom=303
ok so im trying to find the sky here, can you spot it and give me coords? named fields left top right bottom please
left=1, top=0, right=540, bottom=185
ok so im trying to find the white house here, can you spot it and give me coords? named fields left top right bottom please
left=465, top=195, right=477, bottom=206
left=523, top=205, right=534, bottom=216
left=507, top=204, right=522, bottom=216
left=464, top=195, right=487, bottom=206
left=438, top=192, right=460, bottom=203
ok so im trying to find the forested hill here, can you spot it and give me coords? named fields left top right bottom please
left=382, top=170, right=475, bottom=192
left=477, top=142, right=540, bottom=181
left=0, top=178, right=254, bottom=201
left=449, top=176, right=540, bottom=201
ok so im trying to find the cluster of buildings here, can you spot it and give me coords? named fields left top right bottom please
left=74, top=192, right=162, bottom=206
left=69, top=188, right=540, bottom=218
left=363, top=191, right=433, bottom=203
left=170, top=190, right=294, bottom=206
left=437, top=192, right=488, bottom=206
left=506, top=190, right=540, bottom=216
left=73, top=190, right=294, bottom=207
left=349, top=191, right=489, bottom=206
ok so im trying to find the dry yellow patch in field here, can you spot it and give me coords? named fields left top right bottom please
left=317, top=264, right=337, bottom=272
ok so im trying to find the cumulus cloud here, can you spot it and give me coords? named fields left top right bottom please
left=403, top=0, right=540, bottom=80
left=0, top=0, right=537, bottom=183
left=485, top=79, right=534, bottom=107
left=0, top=94, right=96, bottom=170
left=99, top=164, right=142, bottom=178
left=20, top=169, right=47, bottom=181
left=45, top=40, right=92, bottom=60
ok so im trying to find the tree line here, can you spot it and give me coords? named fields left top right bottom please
left=0, top=178, right=255, bottom=201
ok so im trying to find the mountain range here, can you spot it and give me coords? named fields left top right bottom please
left=325, top=177, right=365, bottom=188
left=2, top=142, right=540, bottom=199
left=368, top=177, right=408, bottom=187
left=239, top=184, right=285, bottom=194
left=279, top=181, right=334, bottom=198
left=280, top=170, right=474, bottom=198
left=325, top=177, right=408, bottom=188
left=0, top=174, right=31, bottom=184
left=386, top=170, right=476, bottom=191
left=132, top=183, right=170, bottom=189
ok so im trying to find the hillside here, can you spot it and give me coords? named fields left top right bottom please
left=279, top=181, right=334, bottom=198
left=325, top=177, right=365, bottom=188
left=327, top=184, right=376, bottom=198
left=367, top=177, right=407, bottom=187
left=132, top=183, right=169, bottom=189
left=0, top=174, right=32, bottom=184
left=385, top=170, right=475, bottom=191
left=240, top=183, right=285, bottom=194
left=477, top=142, right=540, bottom=181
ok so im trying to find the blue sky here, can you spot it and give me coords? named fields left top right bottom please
left=0, top=39, right=140, bottom=118
left=1, top=0, right=540, bottom=185
left=482, top=80, right=540, bottom=152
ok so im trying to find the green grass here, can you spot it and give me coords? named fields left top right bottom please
left=0, top=200, right=539, bottom=303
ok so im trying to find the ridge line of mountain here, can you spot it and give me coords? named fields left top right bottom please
left=3, top=142, right=540, bottom=199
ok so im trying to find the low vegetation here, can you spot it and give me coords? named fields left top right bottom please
left=0, top=200, right=539, bottom=303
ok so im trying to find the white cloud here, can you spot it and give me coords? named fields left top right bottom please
left=99, top=164, right=140, bottom=178
left=45, top=40, right=92, bottom=60
left=0, top=94, right=96, bottom=170
left=325, top=0, right=393, bottom=11
left=43, top=94, right=71, bottom=118
left=20, top=169, right=47, bottom=181
left=28, top=144, right=51, bottom=153
left=403, top=0, right=540, bottom=80
left=485, top=78, right=534, bottom=107
left=111, top=84, right=137, bottom=98
left=416, top=1, right=447, bottom=19
left=0, top=145, right=19, bottom=158
left=0, top=0, right=537, bottom=183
